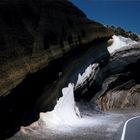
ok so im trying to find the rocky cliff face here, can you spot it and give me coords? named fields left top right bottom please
left=0, top=0, right=113, bottom=139
left=108, top=26, right=140, bottom=41
left=0, top=0, right=113, bottom=97
left=75, top=43, right=140, bottom=110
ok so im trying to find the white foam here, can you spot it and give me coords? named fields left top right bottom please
left=108, top=35, right=138, bottom=54
left=38, top=83, right=81, bottom=128
left=76, top=64, right=98, bottom=87
left=20, top=82, right=96, bottom=134
left=34, top=63, right=100, bottom=130
left=76, top=64, right=92, bottom=86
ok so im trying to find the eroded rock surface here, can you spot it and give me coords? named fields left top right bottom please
left=0, top=0, right=113, bottom=97
left=75, top=44, right=140, bottom=110
left=108, top=26, right=140, bottom=41
left=0, top=1, right=113, bottom=139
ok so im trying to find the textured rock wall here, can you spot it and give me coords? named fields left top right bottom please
left=75, top=44, right=140, bottom=110
left=97, top=84, right=140, bottom=111
left=0, top=0, right=113, bottom=96
left=108, top=26, right=140, bottom=41
left=96, top=52, right=140, bottom=111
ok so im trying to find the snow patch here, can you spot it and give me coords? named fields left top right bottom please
left=76, top=64, right=98, bottom=87
left=108, top=35, right=138, bottom=54
left=76, top=64, right=92, bottom=86
left=38, top=83, right=81, bottom=127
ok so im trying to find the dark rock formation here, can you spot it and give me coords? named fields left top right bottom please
left=0, top=37, right=111, bottom=140
left=0, top=0, right=113, bottom=139
left=108, top=26, right=140, bottom=41
left=0, top=0, right=113, bottom=97
left=75, top=44, right=140, bottom=110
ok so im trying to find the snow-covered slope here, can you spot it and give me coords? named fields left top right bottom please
left=108, top=35, right=138, bottom=54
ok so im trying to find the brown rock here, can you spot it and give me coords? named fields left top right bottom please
left=0, top=0, right=113, bottom=96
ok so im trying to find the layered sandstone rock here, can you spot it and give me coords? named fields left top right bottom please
left=97, top=83, right=140, bottom=111
left=0, top=0, right=113, bottom=96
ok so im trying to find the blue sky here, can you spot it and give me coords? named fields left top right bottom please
left=70, top=0, right=140, bottom=34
